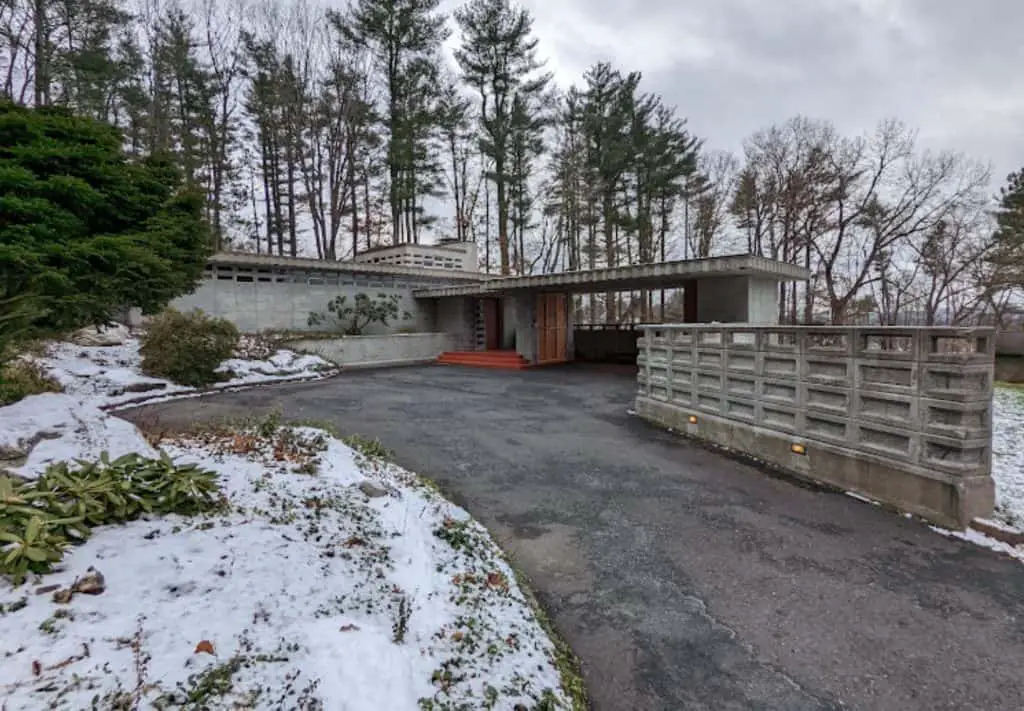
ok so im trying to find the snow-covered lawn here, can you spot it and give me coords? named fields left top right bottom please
left=40, top=336, right=336, bottom=410
left=0, top=338, right=576, bottom=709
left=992, top=385, right=1024, bottom=531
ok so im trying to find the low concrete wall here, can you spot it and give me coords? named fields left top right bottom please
left=284, top=333, right=455, bottom=368
left=634, top=325, right=996, bottom=529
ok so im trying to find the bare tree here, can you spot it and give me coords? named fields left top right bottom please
left=815, top=119, right=990, bottom=323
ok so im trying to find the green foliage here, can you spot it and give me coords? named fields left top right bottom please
left=0, top=359, right=62, bottom=406
left=307, top=292, right=411, bottom=335
left=327, top=0, right=450, bottom=244
left=140, top=308, right=240, bottom=387
left=0, top=101, right=210, bottom=342
left=991, top=168, right=1024, bottom=289
left=0, top=294, right=47, bottom=368
left=343, top=434, right=394, bottom=461
left=454, top=0, right=552, bottom=275
left=0, top=451, right=222, bottom=584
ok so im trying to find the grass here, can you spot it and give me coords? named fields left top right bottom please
left=995, top=380, right=1024, bottom=390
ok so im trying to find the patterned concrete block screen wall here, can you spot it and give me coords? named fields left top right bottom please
left=634, top=325, right=996, bottom=529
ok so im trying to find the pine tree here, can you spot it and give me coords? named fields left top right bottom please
left=580, top=62, right=638, bottom=319
left=454, top=0, right=551, bottom=275
left=546, top=86, right=586, bottom=273
left=329, top=0, right=448, bottom=245
left=436, top=73, right=473, bottom=243
left=992, top=168, right=1024, bottom=289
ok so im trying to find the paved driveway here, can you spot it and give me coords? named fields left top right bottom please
left=123, top=365, right=1024, bottom=711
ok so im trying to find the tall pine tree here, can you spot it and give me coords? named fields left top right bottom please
left=992, top=168, right=1024, bottom=289
left=454, top=0, right=550, bottom=275
left=329, top=0, right=448, bottom=245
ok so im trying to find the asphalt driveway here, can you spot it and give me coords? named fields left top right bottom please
left=123, top=364, right=1024, bottom=711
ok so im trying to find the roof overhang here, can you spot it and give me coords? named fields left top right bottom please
left=208, top=252, right=487, bottom=282
left=413, top=254, right=811, bottom=299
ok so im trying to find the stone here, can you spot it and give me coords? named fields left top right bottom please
left=358, top=481, right=388, bottom=498
left=0, top=430, right=62, bottom=468
left=71, top=567, right=105, bottom=596
left=0, top=444, right=28, bottom=465
left=52, top=588, right=74, bottom=604
left=70, top=323, right=130, bottom=347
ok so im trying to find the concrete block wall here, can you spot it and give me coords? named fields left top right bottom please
left=634, top=325, right=997, bottom=529
left=436, top=296, right=477, bottom=351
left=170, top=262, right=468, bottom=334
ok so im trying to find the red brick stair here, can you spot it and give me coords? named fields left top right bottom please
left=436, top=350, right=530, bottom=370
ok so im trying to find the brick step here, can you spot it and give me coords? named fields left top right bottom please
left=436, top=351, right=530, bottom=370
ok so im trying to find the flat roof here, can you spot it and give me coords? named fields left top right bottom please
left=413, top=254, right=811, bottom=298
left=208, top=252, right=486, bottom=282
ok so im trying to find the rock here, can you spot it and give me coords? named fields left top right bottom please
left=358, top=481, right=388, bottom=498
left=52, top=588, right=74, bottom=604
left=70, top=323, right=130, bottom=347
left=0, top=429, right=62, bottom=467
left=71, top=567, right=105, bottom=595
left=0, top=444, right=28, bottom=465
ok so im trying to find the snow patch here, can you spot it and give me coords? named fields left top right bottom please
left=930, top=526, right=1024, bottom=564
left=992, top=386, right=1024, bottom=532
left=0, top=393, right=156, bottom=477
left=40, top=338, right=337, bottom=409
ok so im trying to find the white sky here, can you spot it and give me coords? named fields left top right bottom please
left=442, top=0, right=1024, bottom=187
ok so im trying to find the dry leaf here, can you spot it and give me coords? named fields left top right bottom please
left=194, top=640, right=215, bottom=655
left=31, top=660, right=41, bottom=676
left=339, top=624, right=360, bottom=632
left=451, top=631, right=464, bottom=642
left=486, top=572, right=508, bottom=590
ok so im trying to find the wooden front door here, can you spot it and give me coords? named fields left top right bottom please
left=482, top=298, right=502, bottom=350
left=536, top=293, right=568, bottom=364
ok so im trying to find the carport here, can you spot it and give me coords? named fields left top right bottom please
left=416, top=254, right=810, bottom=367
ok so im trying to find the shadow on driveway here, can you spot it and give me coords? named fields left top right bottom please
left=123, top=364, right=1024, bottom=711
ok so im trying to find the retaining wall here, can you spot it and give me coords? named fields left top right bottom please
left=284, top=333, right=455, bottom=369
left=634, top=325, right=996, bottom=529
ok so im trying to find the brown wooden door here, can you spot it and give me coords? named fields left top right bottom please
left=482, top=298, right=501, bottom=350
left=537, top=293, right=567, bottom=363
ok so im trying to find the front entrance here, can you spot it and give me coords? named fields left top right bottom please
left=537, top=293, right=568, bottom=364
left=482, top=298, right=502, bottom=350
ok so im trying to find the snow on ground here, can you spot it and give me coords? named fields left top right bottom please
left=992, top=386, right=1024, bottom=531
left=0, top=425, right=569, bottom=709
left=0, top=337, right=573, bottom=709
left=39, top=337, right=336, bottom=409
left=0, top=393, right=157, bottom=477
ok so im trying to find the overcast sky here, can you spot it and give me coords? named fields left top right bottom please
left=449, top=0, right=1022, bottom=188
